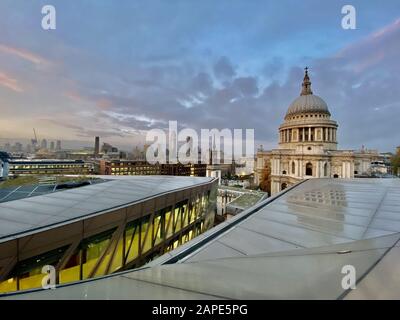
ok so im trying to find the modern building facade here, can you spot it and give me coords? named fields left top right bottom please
left=0, top=176, right=217, bottom=295
left=255, top=68, right=382, bottom=194
left=6, top=159, right=93, bottom=176
left=99, top=160, right=207, bottom=177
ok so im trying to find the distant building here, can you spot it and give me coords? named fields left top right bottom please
left=94, top=136, right=100, bottom=157
left=99, top=160, right=206, bottom=177
left=56, top=140, right=62, bottom=151
left=0, top=152, right=11, bottom=179
left=25, top=144, right=32, bottom=154
left=101, top=143, right=118, bottom=154
left=7, top=159, right=92, bottom=176
left=14, top=142, right=23, bottom=152
left=63, top=151, right=95, bottom=161
left=50, top=141, right=55, bottom=151
left=235, top=156, right=255, bottom=177
left=369, top=161, right=389, bottom=175
left=40, top=139, right=48, bottom=150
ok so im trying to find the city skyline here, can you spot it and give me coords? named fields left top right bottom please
left=0, top=1, right=399, bottom=152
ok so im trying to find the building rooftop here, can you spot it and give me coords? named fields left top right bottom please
left=0, top=177, right=106, bottom=203
left=3, top=178, right=400, bottom=299
left=8, top=159, right=86, bottom=163
left=0, top=175, right=214, bottom=242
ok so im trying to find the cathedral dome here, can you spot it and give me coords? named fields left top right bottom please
left=285, top=68, right=331, bottom=119
left=286, top=94, right=330, bottom=117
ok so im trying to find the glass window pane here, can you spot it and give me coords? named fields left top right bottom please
left=59, top=252, right=81, bottom=284
left=165, top=209, right=174, bottom=239
left=0, top=277, right=17, bottom=294
left=153, top=214, right=163, bottom=246
left=82, top=230, right=114, bottom=279
left=10, top=246, right=68, bottom=292
left=182, top=203, right=189, bottom=227
left=174, top=206, right=182, bottom=231
left=109, top=236, right=124, bottom=273
left=141, top=217, right=152, bottom=255
left=125, top=222, right=140, bottom=264
left=189, top=203, right=196, bottom=223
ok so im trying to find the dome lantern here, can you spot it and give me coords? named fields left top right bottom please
left=284, top=67, right=331, bottom=119
left=301, top=67, right=313, bottom=96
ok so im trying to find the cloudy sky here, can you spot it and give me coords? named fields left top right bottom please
left=0, top=0, right=399, bottom=151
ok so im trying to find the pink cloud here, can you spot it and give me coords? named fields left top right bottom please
left=0, top=71, right=23, bottom=92
left=64, top=90, right=86, bottom=103
left=65, top=89, right=113, bottom=110
left=371, top=18, right=400, bottom=40
left=0, top=44, right=49, bottom=65
left=336, top=18, right=400, bottom=72
left=96, top=98, right=112, bottom=110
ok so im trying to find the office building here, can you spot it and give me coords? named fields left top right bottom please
left=6, top=159, right=92, bottom=176
left=94, top=136, right=100, bottom=157
left=99, top=160, right=207, bottom=177
left=0, top=176, right=217, bottom=294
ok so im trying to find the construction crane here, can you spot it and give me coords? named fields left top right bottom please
left=31, top=128, right=38, bottom=147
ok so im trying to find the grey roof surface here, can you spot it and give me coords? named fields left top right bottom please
left=3, top=178, right=400, bottom=299
left=0, top=175, right=213, bottom=242
left=179, top=178, right=400, bottom=262
left=0, top=179, right=106, bottom=203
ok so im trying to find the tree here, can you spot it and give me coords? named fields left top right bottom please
left=391, top=148, right=400, bottom=176
left=259, top=165, right=271, bottom=194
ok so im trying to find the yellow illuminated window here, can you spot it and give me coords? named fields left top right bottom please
left=0, top=277, right=17, bottom=294
left=124, top=222, right=140, bottom=264
left=140, top=217, right=152, bottom=255
left=59, top=252, right=81, bottom=284
left=81, top=230, right=115, bottom=279
left=165, top=209, right=174, bottom=239
left=174, top=206, right=182, bottom=231
left=153, top=214, right=163, bottom=246
left=5, top=246, right=68, bottom=293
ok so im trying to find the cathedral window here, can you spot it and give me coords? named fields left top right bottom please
left=306, top=162, right=313, bottom=176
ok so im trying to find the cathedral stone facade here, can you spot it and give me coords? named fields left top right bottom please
left=255, top=68, right=381, bottom=195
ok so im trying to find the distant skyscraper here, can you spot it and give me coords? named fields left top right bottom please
left=50, top=141, right=55, bottom=151
left=56, top=140, right=61, bottom=151
left=41, top=139, right=48, bottom=149
left=15, top=142, right=22, bottom=152
left=94, top=136, right=100, bottom=156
